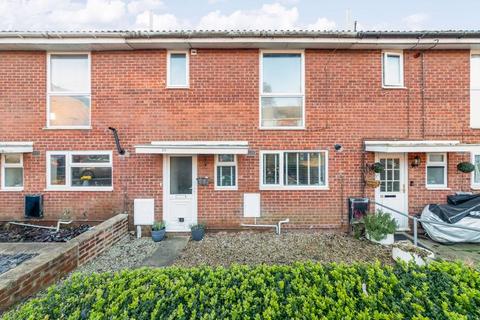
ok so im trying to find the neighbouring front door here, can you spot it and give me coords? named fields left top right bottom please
left=163, top=155, right=197, bottom=232
left=375, top=153, right=409, bottom=230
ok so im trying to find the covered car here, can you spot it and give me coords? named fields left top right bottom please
left=421, top=194, right=480, bottom=243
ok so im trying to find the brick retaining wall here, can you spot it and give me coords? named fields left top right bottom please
left=0, top=213, right=128, bottom=312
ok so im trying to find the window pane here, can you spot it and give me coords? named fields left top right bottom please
left=71, top=167, right=112, bottom=187
left=475, top=155, right=480, bottom=184
left=49, top=95, right=90, bottom=126
left=428, top=154, right=444, bottom=162
left=169, top=53, right=187, bottom=86
left=384, top=54, right=401, bottom=85
left=50, top=155, right=66, bottom=186
left=427, top=166, right=445, bottom=185
left=298, top=153, right=309, bottom=185
left=217, top=166, right=235, bottom=187
left=471, top=55, right=480, bottom=89
left=263, top=154, right=279, bottom=184
left=72, top=154, right=110, bottom=163
left=309, top=152, right=319, bottom=185
left=285, top=153, right=298, bottom=185
left=218, top=154, right=234, bottom=162
left=261, top=97, right=303, bottom=127
left=262, top=53, right=301, bottom=93
left=170, top=157, right=192, bottom=194
left=5, top=168, right=23, bottom=187
left=50, top=55, right=89, bottom=92
left=4, top=154, right=21, bottom=164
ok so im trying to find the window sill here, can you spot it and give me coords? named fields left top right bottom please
left=166, top=85, right=189, bottom=89
left=1, top=188, right=24, bottom=192
left=260, top=186, right=329, bottom=191
left=214, top=187, right=238, bottom=191
left=259, top=126, right=306, bottom=131
left=43, top=126, right=92, bottom=130
left=45, top=187, right=113, bottom=192
left=382, top=85, right=407, bottom=90
left=426, top=187, right=450, bottom=191
left=471, top=186, right=480, bottom=190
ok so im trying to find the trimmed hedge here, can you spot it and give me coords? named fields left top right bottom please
left=4, top=262, right=480, bottom=319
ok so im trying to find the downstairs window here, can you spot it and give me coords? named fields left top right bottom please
left=260, top=151, right=327, bottom=189
left=1, top=154, right=24, bottom=190
left=47, top=151, right=112, bottom=190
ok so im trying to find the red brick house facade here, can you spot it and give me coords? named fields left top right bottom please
left=1, top=31, right=480, bottom=231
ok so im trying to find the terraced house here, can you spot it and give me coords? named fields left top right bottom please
left=1, top=30, right=480, bottom=232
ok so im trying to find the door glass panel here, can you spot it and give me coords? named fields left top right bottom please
left=170, top=157, right=192, bottom=195
left=378, top=157, right=401, bottom=192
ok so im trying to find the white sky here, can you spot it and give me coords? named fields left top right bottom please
left=0, top=0, right=477, bottom=31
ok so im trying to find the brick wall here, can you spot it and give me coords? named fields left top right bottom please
left=0, top=49, right=479, bottom=229
left=0, top=213, right=128, bottom=311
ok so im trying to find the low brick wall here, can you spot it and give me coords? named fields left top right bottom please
left=0, top=213, right=128, bottom=312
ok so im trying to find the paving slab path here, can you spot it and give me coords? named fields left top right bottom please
left=420, top=238, right=480, bottom=264
left=142, top=236, right=190, bottom=267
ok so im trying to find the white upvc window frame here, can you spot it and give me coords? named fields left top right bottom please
left=214, top=154, right=238, bottom=190
left=259, top=150, right=328, bottom=190
left=471, top=152, right=480, bottom=189
left=470, top=50, right=480, bottom=128
left=46, top=151, right=113, bottom=191
left=426, top=153, right=448, bottom=189
left=382, top=50, right=404, bottom=88
left=1, top=154, right=24, bottom=191
left=46, top=52, right=92, bottom=129
left=259, top=50, right=305, bottom=130
left=166, top=50, right=189, bottom=88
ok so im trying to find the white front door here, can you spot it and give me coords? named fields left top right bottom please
left=375, top=153, right=409, bottom=230
left=163, top=155, right=197, bottom=232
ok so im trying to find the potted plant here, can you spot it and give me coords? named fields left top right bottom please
left=457, top=162, right=475, bottom=173
left=392, top=241, right=434, bottom=266
left=371, top=162, right=385, bottom=173
left=151, top=221, right=166, bottom=242
left=363, top=210, right=397, bottom=245
left=191, top=223, right=206, bottom=241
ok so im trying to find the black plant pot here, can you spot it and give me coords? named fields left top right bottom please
left=151, top=228, right=166, bottom=242
left=191, top=228, right=205, bottom=241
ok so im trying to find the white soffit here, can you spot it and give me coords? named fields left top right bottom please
left=0, top=142, right=34, bottom=153
left=364, top=140, right=480, bottom=153
left=135, top=141, right=249, bottom=155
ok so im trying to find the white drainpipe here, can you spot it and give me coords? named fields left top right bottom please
left=241, top=217, right=290, bottom=235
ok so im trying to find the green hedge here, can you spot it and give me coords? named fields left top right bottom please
left=4, top=262, right=480, bottom=319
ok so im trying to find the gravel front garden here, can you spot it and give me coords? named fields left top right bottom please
left=174, top=231, right=394, bottom=266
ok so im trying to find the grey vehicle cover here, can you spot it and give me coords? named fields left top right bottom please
left=421, top=194, right=480, bottom=243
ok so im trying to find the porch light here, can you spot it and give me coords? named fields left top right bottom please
left=411, top=156, right=421, bottom=167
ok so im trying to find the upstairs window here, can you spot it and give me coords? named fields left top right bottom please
left=426, top=153, right=447, bottom=189
left=47, top=53, right=91, bottom=128
left=382, top=51, right=404, bottom=87
left=260, top=51, right=304, bottom=129
left=1, top=154, right=23, bottom=191
left=167, top=51, right=189, bottom=88
left=471, top=53, right=480, bottom=128
left=260, top=151, right=327, bottom=189
left=215, top=154, right=237, bottom=190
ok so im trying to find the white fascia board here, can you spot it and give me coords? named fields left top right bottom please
left=150, top=141, right=248, bottom=146
left=365, top=140, right=460, bottom=146
left=365, top=144, right=480, bottom=153
left=0, top=142, right=34, bottom=153
left=135, top=145, right=249, bottom=155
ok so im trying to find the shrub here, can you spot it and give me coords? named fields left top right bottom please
left=152, top=221, right=166, bottom=231
left=363, top=210, right=398, bottom=241
left=4, top=262, right=480, bottom=319
left=191, top=223, right=206, bottom=231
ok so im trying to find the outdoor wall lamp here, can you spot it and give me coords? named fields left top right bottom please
left=411, top=155, right=421, bottom=167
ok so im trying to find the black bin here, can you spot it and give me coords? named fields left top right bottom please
left=25, top=194, right=43, bottom=218
left=348, top=198, right=369, bottom=223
